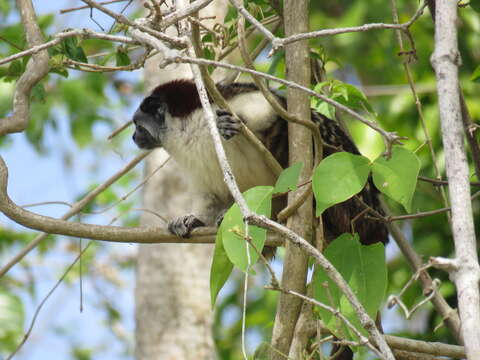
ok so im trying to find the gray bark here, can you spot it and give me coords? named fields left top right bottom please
left=270, top=1, right=313, bottom=358
left=431, top=0, right=480, bottom=358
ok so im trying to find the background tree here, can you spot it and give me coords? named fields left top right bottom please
left=0, top=0, right=479, bottom=359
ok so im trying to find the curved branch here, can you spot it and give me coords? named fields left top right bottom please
left=0, top=0, right=50, bottom=136
left=0, top=155, right=283, bottom=247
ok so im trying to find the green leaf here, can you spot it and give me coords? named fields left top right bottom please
left=210, top=231, right=234, bottom=307
left=202, top=33, right=214, bottom=43
left=470, top=1, right=480, bottom=12
left=5, top=60, right=24, bottom=80
left=312, top=100, right=336, bottom=119
left=63, top=37, right=88, bottom=63
left=331, top=81, right=375, bottom=114
left=31, top=83, right=46, bottom=103
left=0, top=288, right=25, bottom=352
left=312, top=152, right=371, bottom=215
left=115, top=49, right=131, bottom=66
left=471, top=65, right=480, bottom=82
left=221, top=186, right=273, bottom=271
left=311, top=82, right=337, bottom=118
left=274, top=162, right=304, bottom=193
left=224, top=5, right=238, bottom=22
left=312, top=234, right=387, bottom=340
left=372, top=146, right=420, bottom=212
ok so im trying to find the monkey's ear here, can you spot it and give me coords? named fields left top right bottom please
left=140, top=95, right=164, bottom=115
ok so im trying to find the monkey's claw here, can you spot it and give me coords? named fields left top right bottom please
left=216, top=109, right=241, bottom=140
left=168, top=215, right=205, bottom=238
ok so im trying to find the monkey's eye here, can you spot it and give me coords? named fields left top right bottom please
left=140, top=95, right=163, bottom=115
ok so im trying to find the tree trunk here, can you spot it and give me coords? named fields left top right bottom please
left=270, top=1, right=313, bottom=358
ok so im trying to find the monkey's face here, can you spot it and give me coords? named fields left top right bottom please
left=132, top=94, right=168, bottom=149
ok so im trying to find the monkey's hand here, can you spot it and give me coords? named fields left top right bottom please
left=216, top=110, right=241, bottom=140
left=168, top=214, right=205, bottom=238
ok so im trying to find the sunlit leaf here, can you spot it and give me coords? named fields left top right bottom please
left=313, top=152, right=371, bottom=215
left=372, top=146, right=420, bottom=212
left=221, top=186, right=273, bottom=272
left=274, top=162, right=304, bottom=194
left=210, top=231, right=234, bottom=307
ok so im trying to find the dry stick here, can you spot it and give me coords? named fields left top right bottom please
left=189, top=21, right=283, bottom=177
left=6, top=243, right=93, bottom=360
left=79, top=0, right=186, bottom=48
left=63, top=49, right=149, bottom=72
left=217, top=15, right=280, bottom=62
left=59, top=0, right=129, bottom=14
left=277, top=186, right=312, bottom=222
left=218, top=18, right=282, bottom=84
left=160, top=0, right=213, bottom=29
left=275, top=1, right=427, bottom=49
left=107, top=120, right=132, bottom=140
left=227, top=0, right=276, bottom=43
left=87, top=157, right=170, bottom=215
left=389, top=0, right=450, bottom=218
left=266, top=287, right=384, bottom=359
left=383, top=203, right=462, bottom=341
left=431, top=1, right=480, bottom=358
left=385, top=335, right=465, bottom=359
left=236, top=14, right=323, bottom=167
left=0, top=0, right=49, bottom=136
left=0, top=152, right=149, bottom=278
left=418, top=175, right=480, bottom=187
left=184, top=37, right=256, bottom=360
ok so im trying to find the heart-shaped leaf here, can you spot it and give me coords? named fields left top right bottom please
left=313, top=152, right=371, bottom=215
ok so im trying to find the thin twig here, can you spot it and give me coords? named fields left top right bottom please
left=79, top=0, right=186, bottom=48
left=389, top=0, right=450, bottom=218
left=6, top=243, right=93, bottom=360
left=86, top=156, right=170, bottom=215
left=0, top=29, right=138, bottom=66
left=107, top=120, right=133, bottom=140
left=266, top=286, right=383, bottom=359
left=0, top=152, right=150, bottom=278
left=59, top=0, right=129, bottom=14
left=274, top=2, right=427, bottom=49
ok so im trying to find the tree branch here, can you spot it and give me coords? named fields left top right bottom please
left=0, top=0, right=49, bottom=135
left=431, top=1, right=480, bottom=358
left=79, top=0, right=187, bottom=48
left=0, top=155, right=283, bottom=247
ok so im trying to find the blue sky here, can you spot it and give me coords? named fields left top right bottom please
left=1, top=2, right=141, bottom=359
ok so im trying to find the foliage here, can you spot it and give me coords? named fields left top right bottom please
left=1, top=0, right=480, bottom=358
left=313, top=234, right=387, bottom=341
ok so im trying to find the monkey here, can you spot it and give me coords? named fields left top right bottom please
left=132, top=79, right=388, bottom=246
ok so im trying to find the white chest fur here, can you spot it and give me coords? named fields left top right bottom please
left=162, top=93, right=278, bottom=204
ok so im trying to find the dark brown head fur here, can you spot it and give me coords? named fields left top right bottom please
left=149, top=79, right=259, bottom=118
